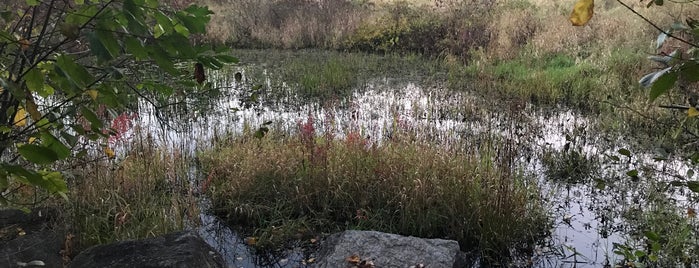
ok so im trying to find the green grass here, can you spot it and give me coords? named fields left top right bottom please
left=228, top=49, right=447, bottom=101
left=199, top=123, right=550, bottom=264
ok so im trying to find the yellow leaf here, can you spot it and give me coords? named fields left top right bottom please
left=86, top=89, right=98, bottom=100
left=28, top=137, right=36, bottom=144
left=104, top=147, right=115, bottom=159
left=689, top=107, right=699, bottom=117
left=13, top=108, right=27, bottom=127
left=569, top=0, right=594, bottom=26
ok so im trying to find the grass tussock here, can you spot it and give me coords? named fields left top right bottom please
left=66, top=135, right=195, bottom=249
left=199, top=115, right=549, bottom=262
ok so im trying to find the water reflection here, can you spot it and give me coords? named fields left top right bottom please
left=117, top=62, right=693, bottom=267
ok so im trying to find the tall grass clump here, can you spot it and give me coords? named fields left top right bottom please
left=460, top=52, right=604, bottom=111
left=199, top=115, right=549, bottom=263
left=65, top=133, right=196, bottom=250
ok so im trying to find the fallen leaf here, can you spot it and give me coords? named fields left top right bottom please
left=306, top=258, right=316, bottom=263
left=244, top=236, right=257, bottom=246
left=17, top=228, right=26, bottom=236
left=309, top=238, right=317, bottom=244
left=346, top=254, right=360, bottom=264
left=570, top=0, right=594, bottom=26
left=689, top=207, right=696, bottom=218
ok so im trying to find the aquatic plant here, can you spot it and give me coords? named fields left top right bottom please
left=199, top=114, right=550, bottom=264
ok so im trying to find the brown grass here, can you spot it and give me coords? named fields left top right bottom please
left=202, top=0, right=367, bottom=48
left=199, top=117, right=549, bottom=263
left=65, top=133, right=196, bottom=249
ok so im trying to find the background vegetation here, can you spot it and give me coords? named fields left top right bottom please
left=2, top=0, right=698, bottom=266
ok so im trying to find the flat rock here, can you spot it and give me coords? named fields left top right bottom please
left=69, top=231, right=224, bottom=268
left=315, top=230, right=469, bottom=268
left=0, top=208, right=64, bottom=268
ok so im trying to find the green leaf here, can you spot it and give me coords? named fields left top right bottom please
left=3, top=165, right=42, bottom=186
left=254, top=126, right=269, bottom=139
left=60, top=131, right=79, bottom=147
left=124, top=37, right=147, bottom=59
left=681, top=62, right=699, bottom=82
left=184, top=5, right=214, bottom=17
left=175, top=6, right=212, bottom=34
left=174, top=24, right=190, bottom=37
left=214, top=54, right=239, bottom=64
left=65, top=5, right=98, bottom=25
left=38, top=84, right=55, bottom=98
left=606, top=154, right=620, bottom=162
left=40, top=171, right=68, bottom=197
left=154, top=24, right=165, bottom=38
left=669, top=180, right=684, bottom=187
left=618, top=148, right=631, bottom=157
left=649, top=71, right=677, bottom=102
left=41, top=132, right=70, bottom=159
left=80, top=106, right=103, bottom=131
left=18, top=144, right=59, bottom=165
left=97, top=30, right=120, bottom=59
left=626, top=169, right=639, bottom=177
left=198, top=55, right=224, bottom=70
left=24, top=68, right=43, bottom=94
left=149, top=46, right=178, bottom=75
left=123, top=0, right=147, bottom=35
left=55, top=54, right=95, bottom=89
left=88, top=32, right=112, bottom=62
left=688, top=181, right=699, bottom=193
left=154, top=10, right=173, bottom=37
left=26, top=0, right=39, bottom=6
left=644, top=231, right=660, bottom=242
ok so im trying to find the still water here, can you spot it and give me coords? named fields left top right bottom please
left=115, top=50, right=696, bottom=267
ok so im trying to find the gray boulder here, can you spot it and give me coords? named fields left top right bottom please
left=69, top=231, right=224, bottom=268
left=0, top=208, right=65, bottom=268
left=315, top=230, right=471, bottom=268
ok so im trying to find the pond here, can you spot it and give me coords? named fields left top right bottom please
left=115, top=49, right=698, bottom=267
